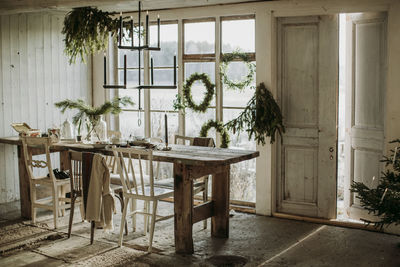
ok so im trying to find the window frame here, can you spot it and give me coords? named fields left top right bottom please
left=114, top=14, right=257, bottom=203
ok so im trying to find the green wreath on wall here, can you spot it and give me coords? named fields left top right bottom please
left=200, top=120, right=230, bottom=148
left=184, top=73, right=215, bottom=113
left=220, top=50, right=256, bottom=91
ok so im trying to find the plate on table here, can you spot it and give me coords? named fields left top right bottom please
left=91, top=142, right=110, bottom=149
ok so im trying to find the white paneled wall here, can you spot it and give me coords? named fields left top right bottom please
left=0, top=12, right=92, bottom=203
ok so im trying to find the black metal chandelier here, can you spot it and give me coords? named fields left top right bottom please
left=103, top=1, right=177, bottom=112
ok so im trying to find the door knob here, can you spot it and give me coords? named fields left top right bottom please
left=329, top=147, right=334, bottom=152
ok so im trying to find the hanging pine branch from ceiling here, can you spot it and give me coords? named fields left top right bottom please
left=62, top=7, right=120, bottom=64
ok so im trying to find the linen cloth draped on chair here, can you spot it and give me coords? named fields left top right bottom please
left=67, top=151, right=127, bottom=244
left=21, top=136, right=70, bottom=229
left=112, top=146, right=174, bottom=252
left=86, top=154, right=116, bottom=230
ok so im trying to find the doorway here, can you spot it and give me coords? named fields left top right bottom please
left=337, top=12, right=387, bottom=222
left=275, top=12, right=387, bottom=221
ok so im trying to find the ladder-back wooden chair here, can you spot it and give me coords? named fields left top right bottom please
left=112, top=146, right=174, bottom=252
left=67, top=151, right=85, bottom=238
left=153, top=134, right=214, bottom=229
left=66, top=151, right=128, bottom=242
left=21, top=137, right=70, bottom=229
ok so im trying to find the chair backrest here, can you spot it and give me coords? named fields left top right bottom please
left=112, top=146, right=154, bottom=197
left=21, top=137, right=55, bottom=182
left=174, top=135, right=215, bottom=148
left=107, top=130, right=122, bottom=139
left=193, top=137, right=215, bottom=147
left=174, top=135, right=194, bottom=145
left=69, top=151, right=83, bottom=195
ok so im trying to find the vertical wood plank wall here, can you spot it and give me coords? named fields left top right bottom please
left=0, top=12, right=92, bottom=203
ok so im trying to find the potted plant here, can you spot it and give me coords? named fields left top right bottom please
left=55, top=97, right=134, bottom=141
left=62, top=7, right=144, bottom=64
left=62, top=7, right=118, bottom=64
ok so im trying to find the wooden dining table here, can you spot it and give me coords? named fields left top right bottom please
left=0, top=136, right=259, bottom=254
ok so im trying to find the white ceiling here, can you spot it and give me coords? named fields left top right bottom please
left=0, top=0, right=269, bottom=15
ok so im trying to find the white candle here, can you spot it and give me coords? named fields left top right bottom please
left=164, top=113, right=168, bottom=144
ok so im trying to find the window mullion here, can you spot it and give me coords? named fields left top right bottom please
left=215, top=16, right=222, bottom=146
left=144, top=50, right=151, bottom=138
left=178, top=18, right=185, bottom=136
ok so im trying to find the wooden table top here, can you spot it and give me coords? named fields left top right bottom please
left=0, top=136, right=259, bottom=166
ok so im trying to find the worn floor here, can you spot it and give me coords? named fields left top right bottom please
left=0, top=200, right=399, bottom=267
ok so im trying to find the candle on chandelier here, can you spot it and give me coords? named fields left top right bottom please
left=164, top=113, right=168, bottom=145
left=119, top=12, right=122, bottom=46
left=151, top=57, right=154, bottom=85
left=173, top=55, right=176, bottom=85
left=145, top=11, right=149, bottom=46
left=157, top=14, right=160, bottom=48
left=130, top=16, right=134, bottom=47
left=103, top=52, right=106, bottom=84
left=123, top=54, right=127, bottom=86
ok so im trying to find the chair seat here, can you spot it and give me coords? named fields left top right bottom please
left=125, top=185, right=174, bottom=200
left=110, top=173, right=150, bottom=187
left=33, top=176, right=70, bottom=186
left=153, top=178, right=205, bottom=189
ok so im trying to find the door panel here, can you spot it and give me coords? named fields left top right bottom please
left=344, top=12, right=387, bottom=221
left=277, top=15, right=338, bottom=219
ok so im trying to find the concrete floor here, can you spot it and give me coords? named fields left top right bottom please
left=0, top=200, right=399, bottom=267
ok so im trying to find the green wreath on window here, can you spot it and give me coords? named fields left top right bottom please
left=200, top=120, right=230, bottom=148
left=220, top=50, right=256, bottom=91
left=179, top=72, right=215, bottom=113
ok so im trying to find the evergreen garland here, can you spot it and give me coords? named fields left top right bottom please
left=225, top=83, right=285, bottom=145
left=351, top=139, right=400, bottom=229
left=174, top=73, right=215, bottom=113
left=220, top=50, right=256, bottom=91
left=200, top=120, right=230, bottom=148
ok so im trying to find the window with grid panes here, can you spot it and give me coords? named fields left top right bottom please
left=118, top=49, right=145, bottom=138
left=183, top=19, right=216, bottom=141
left=116, top=16, right=257, bottom=204
left=150, top=22, right=179, bottom=179
left=221, top=17, right=256, bottom=203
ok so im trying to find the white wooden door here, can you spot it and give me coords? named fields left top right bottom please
left=276, top=15, right=338, bottom=219
left=344, top=12, right=387, bottom=221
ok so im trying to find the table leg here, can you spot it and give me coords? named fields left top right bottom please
left=211, top=165, right=230, bottom=238
left=17, top=145, right=31, bottom=219
left=173, top=163, right=194, bottom=254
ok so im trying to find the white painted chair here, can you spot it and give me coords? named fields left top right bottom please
left=153, top=134, right=212, bottom=229
left=112, top=146, right=174, bottom=252
left=21, top=137, right=70, bottom=229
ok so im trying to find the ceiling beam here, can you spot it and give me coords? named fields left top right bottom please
left=0, top=0, right=263, bottom=15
